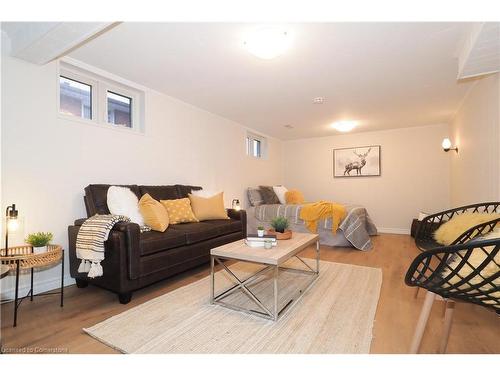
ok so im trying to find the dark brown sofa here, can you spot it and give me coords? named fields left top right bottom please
left=68, top=184, right=246, bottom=303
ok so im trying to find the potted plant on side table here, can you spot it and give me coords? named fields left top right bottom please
left=26, top=232, right=53, bottom=254
left=268, top=216, right=292, bottom=240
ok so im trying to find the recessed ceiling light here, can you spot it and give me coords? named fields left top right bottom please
left=244, top=27, right=292, bottom=60
left=312, top=97, right=325, bottom=104
left=331, top=120, right=357, bottom=132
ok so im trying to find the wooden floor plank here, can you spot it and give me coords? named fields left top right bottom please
left=1, top=233, right=499, bottom=354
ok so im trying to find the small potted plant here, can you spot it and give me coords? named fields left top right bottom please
left=26, top=232, right=53, bottom=254
left=268, top=216, right=292, bottom=240
left=257, top=226, right=265, bottom=237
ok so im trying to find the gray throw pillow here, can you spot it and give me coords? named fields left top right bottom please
left=259, top=186, right=281, bottom=204
left=247, top=188, right=264, bottom=206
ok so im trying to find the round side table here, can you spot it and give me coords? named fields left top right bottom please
left=0, top=245, right=64, bottom=327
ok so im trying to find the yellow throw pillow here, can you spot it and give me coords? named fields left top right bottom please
left=434, top=213, right=500, bottom=246
left=188, top=192, right=229, bottom=221
left=285, top=189, right=305, bottom=204
left=161, top=198, right=199, bottom=225
left=138, top=193, right=169, bottom=232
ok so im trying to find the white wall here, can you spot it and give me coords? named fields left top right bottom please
left=450, top=73, right=500, bottom=206
left=283, top=124, right=451, bottom=233
left=0, top=55, right=284, bottom=297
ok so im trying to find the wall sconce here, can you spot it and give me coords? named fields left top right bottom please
left=4, top=203, right=19, bottom=257
left=231, top=199, right=241, bottom=211
left=442, top=138, right=458, bottom=153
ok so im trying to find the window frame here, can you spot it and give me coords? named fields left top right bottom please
left=246, top=131, right=267, bottom=159
left=57, top=69, right=99, bottom=125
left=57, top=61, right=144, bottom=134
left=103, top=86, right=138, bottom=130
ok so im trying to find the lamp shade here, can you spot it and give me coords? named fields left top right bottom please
left=232, top=199, right=241, bottom=211
left=7, top=218, right=19, bottom=232
left=442, top=138, right=452, bottom=150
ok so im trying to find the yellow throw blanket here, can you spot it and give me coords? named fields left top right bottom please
left=300, top=201, right=347, bottom=234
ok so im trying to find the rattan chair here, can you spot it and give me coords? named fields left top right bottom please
left=405, top=235, right=500, bottom=353
left=412, top=202, right=500, bottom=299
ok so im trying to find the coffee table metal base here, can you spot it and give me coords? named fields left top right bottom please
left=210, top=241, right=320, bottom=321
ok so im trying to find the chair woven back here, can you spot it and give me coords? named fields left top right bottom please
left=405, top=238, right=500, bottom=313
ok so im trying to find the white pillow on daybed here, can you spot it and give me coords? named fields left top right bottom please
left=272, top=185, right=288, bottom=204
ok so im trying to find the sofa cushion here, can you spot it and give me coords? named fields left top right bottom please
left=203, top=219, right=242, bottom=236
left=139, top=185, right=179, bottom=201
left=85, top=184, right=141, bottom=216
left=140, top=229, right=187, bottom=256
left=169, top=222, right=220, bottom=244
left=176, top=184, right=202, bottom=198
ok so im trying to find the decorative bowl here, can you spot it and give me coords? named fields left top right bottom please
left=267, top=229, right=292, bottom=240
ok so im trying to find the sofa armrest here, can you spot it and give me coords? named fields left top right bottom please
left=74, top=218, right=87, bottom=226
left=68, top=220, right=141, bottom=280
left=227, top=209, right=247, bottom=237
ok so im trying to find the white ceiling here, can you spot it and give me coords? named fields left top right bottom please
left=68, top=22, right=481, bottom=140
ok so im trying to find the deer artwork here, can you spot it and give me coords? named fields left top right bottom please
left=344, top=147, right=372, bottom=176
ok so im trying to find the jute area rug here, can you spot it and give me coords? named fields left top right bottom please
left=84, top=260, right=382, bottom=353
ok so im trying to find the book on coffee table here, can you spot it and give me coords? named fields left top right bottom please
left=246, top=234, right=277, bottom=242
left=244, top=239, right=277, bottom=248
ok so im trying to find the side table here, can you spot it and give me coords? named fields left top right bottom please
left=0, top=245, right=64, bottom=327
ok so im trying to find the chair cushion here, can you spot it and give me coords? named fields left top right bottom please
left=139, top=185, right=179, bottom=201
left=140, top=229, right=187, bottom=256
left=203, top=219, right=242, bottom=236
left=434, top=213, right=500, bottom=245
left=169, top=222, right=220, bottom=244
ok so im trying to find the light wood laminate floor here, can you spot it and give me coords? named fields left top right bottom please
left=1, top=233, right=499, bottom=354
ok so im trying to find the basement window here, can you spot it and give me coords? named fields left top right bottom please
left=59, top=76, right=93, bottom=120
left=246, top=132, right=267, bottom=159
left=58, top=62, right=144, bottom=133
left=107, top=91, right=132, bottom=128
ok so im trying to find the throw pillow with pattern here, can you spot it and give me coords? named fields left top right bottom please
left=160, top=198, right=199, bottom=224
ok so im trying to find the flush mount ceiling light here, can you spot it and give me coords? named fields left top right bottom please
left=244, top=27, right=292, bottom=59
left=331, top=120, right=357, bottom=132
left=313, top=97, right=325, bottom=104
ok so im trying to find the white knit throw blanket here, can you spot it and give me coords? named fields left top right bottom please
left=76, top=214, right=131, bottom=278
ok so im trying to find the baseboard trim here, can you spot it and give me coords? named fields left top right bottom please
left=0, top=275, right=75, bottom=300
left=378, top=227, right=411, bottom=235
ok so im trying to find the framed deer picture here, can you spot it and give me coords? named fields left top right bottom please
left=333, top=145, right=381, bottom=178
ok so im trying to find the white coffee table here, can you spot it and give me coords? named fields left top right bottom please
left=210, top=232, right=320, bottom=321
